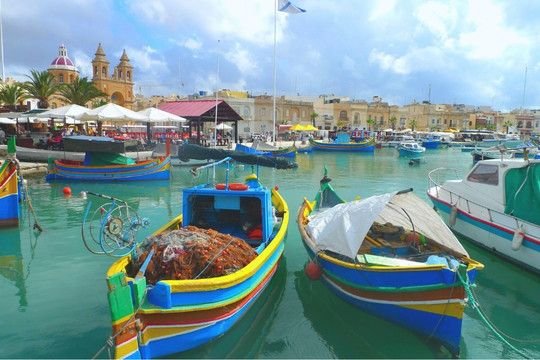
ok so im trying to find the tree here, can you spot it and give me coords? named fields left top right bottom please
left=22, top=69, right=59, bottom=108
left=92, top=98, right=108, bottom=108
left=409, top=118, right=417, bottom=131
left=58, top=77, right=106, bottom=106
left=366, top=115, right=376, bottom=131
left=0, top=83, right=28, bottom=111
left=389, top=116, right=397, bottom=130
left=310, top=111, right=318, bottom=127
left=503, top=120, right=514, bottom=134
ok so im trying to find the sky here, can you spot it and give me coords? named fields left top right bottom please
left=2, top=0, right=540, bottom=111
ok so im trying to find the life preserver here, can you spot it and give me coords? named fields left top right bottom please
left=215, top=183, right=248, bottom=191
left=228, top=183, right=248, bottom=191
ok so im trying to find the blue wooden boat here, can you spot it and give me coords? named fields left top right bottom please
left=46, top=135, right=170, bottom=182
left=235, top=143, right=296, bottom=158
left=0, top=159, right=21, bottom=228
left=104, top=158, right=289, bottom=358
left=297, top=170, right=483, bottom=356
left=398, top=142, right=426, bottom=158
left=309, top=133, right=375, bottom=152
left=421, top=136, right=441, bottom=149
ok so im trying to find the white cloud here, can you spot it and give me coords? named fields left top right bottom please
left=72, top=51, right=93, bottom=78
left=119, top=46, right=167, bottom=73
left=369, top=0, right=397, bottom=22
left=225, top=44, right=258, bottom=76
left=128, top=0, right=288, bottom=46
left=415, top=1, right=457, bottom=42
left=369, top=47, right=448, bottom=75
left=183, top=38, right=203, bottom=51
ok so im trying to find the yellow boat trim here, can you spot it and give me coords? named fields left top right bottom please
left=108, top=189, right=289, bottom=293
left=401, top=301, right=465, bottom=319
left=141, top=324, right=207, bottom=345
left=111, top=314, right=135, bottom=327
left=114, top=337, right=139, bottom=359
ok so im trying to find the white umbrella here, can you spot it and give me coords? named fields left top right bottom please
left=0, top=118, right=17, bottom=124
left=78, top=103, right=147, bottom=122
left=137, top=107, right=187, bottom=123
left=212, top=123, right=232, bottom=130
left=36, top=104, right=89, bottom=119
left=34, top=116, right=81, bottom=124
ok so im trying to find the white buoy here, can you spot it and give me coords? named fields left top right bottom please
left=80, top=191, right=87, bottom=199
left=449, top=205, right=458, bottom=227
left=512, top=225, right=525, bottom=251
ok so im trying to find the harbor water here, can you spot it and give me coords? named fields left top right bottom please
left=1, top=147, right=539, bottom=359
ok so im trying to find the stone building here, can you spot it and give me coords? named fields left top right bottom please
left=91, top=43, right=135, bottom=109
left=48, top=44, right=80, bottom=108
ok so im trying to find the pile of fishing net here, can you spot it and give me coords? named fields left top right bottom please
left=128, top=226, right=257, bottom=284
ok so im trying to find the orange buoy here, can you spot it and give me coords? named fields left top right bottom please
left=63, top=186, right=72, bottom=196
left=305, top=260, right=322, bottom=280
left=228, top=183, right=248, bottom=191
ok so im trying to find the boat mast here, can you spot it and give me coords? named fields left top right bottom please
left=521, top=65, right=527, bottom=113
left=0, top=0, right=5, bottom=81
left=272, top=0, right=277, bottom=144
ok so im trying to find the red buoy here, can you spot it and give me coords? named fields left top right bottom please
left=63, top=186, right=72, bottom=196
left=274, top=185, right=279, bottom=191
left=305, top=260, right=322, bottom=280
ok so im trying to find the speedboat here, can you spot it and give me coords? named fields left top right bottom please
left=428, top=157, right=540, bottom=273
left=397, top=141, right=426, bottom=158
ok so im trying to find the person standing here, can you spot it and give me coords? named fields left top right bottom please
left=0, top=128, right=5, bottom=144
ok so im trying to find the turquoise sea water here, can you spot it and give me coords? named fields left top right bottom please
left=1, top=147, right=539, bottom=359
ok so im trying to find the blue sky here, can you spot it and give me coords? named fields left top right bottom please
left=3, top=0, right=540, bottom=111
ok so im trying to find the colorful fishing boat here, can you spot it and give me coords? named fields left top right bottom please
left=309, top=133, right=375, bottom=152
left=235, top=143, right=297, bottom=158
left=428, top=157, right=540, bottom=273
left=46, top=135, right=170, bottom=181
left=100, top=158, right=289, bottom=358
left=0, top=158, right=21, bottom=228
left=297, top=170, right=483, bottom=356
left=397, top=141, right=426, bottom=158
left=421, top=135, right=442, bottom=149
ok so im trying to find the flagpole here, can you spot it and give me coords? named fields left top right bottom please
left=0, top=0, right=5, bottom=81
left=272, top=0, right=277, bottom=144
left=214, top=39, right=220, bottom=149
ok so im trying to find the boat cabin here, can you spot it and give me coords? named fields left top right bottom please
left=182, top=175, right=275, bottom=246
left=445, top=159, right=540, bottom=220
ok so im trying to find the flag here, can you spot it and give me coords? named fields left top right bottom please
left=278, top=0, right=306, bottom=13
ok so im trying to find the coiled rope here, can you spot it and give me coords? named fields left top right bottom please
left=458, top=271, right=532, bottom=359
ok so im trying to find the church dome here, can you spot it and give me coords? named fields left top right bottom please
left=49, top=44, right=79, bottom=72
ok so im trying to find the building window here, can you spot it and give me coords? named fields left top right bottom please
left=339, top=111, right=347, bottom=120
left=94, top=66, right=98, bottom=76
left=302, top=110, right=305, bottom=118
left=102, top=67, right=107, bottom=77
left=127, top=71, right=131, bottom=80
left=70, top=74, right=74, bottom=83
left=59, top=74, right=64, bottom=83
left=118, top=70, right=122, bottom=79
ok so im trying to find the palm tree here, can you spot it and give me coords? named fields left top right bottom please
left=503, top=120, right=514, bottom=134
left=310, top=111, right=318, bottom=127
left=409, top=118, right=417, bottom=131
left=22, top=69, right=59, bottom=108
left=389, top=116, right=397, bottom=130
left=0, top=83, right=28, bottom=111
left=58, top=77, right=106, bottom=106
left=366, top=115, right=376, bottom=131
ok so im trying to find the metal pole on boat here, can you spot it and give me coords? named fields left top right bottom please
left=0, top=0, right=5, bottom=81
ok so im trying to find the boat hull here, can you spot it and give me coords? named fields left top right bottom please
left=422, top=140, right=441, bottom=149
left=309, top=138, right=375, bottom=152
left=107, top=188, right=289, bottom=359
left=0, top=160, right=20, bottom=228
left=46, top=156, right=171, bottom=182
left=428, top=188, right=540, bottom=273
left=398, top=148, right=424, bottom=158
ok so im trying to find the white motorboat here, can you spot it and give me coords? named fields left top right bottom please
left=427, top=157, right=540, bottom=273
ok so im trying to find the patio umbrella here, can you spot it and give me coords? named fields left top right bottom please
left=138, top=107, right=187, bottom=141
left=78, top=103, right=147, bottom=122
left=137, top=107, right=187, bottom=123
left=212, top=123, right=232, bottom=130
left=36, top=104, right=89, bottom=119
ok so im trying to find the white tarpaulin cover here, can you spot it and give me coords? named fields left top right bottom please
left=78, top=103, right=147, bottom=122
left=306, top=191, right=469, bottom=259
left=376, top=192, right=468, bottom=257
left=306, top=192, right=396, bottom=259
left=137, top=107, right=187, bottom=123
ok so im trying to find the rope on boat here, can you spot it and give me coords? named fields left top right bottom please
left=13, top=159, right=43, bottom=232
left=457, top=271, right=532, bottom=359
left=91, top=286, right=149, bottom=359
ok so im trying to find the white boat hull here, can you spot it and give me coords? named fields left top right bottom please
left=428, top=186, right=540, bottom=273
